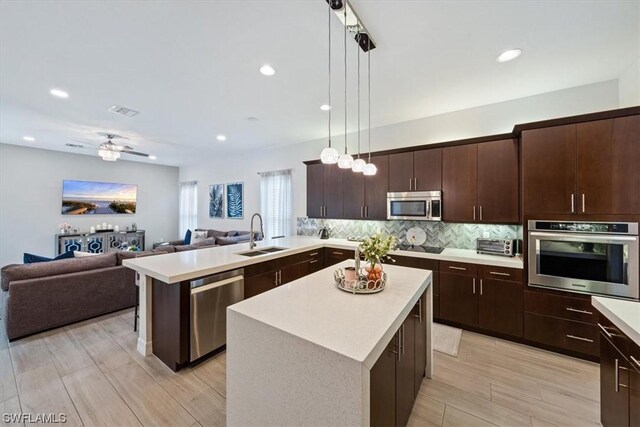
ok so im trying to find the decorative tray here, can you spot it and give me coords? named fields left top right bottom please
left=334, top=268, right=387, bottom=294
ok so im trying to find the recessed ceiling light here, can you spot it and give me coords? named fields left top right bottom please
left=496, top=48, right=522, bottom=63
left=50, top=88, right=69, bottom=98
left=259, top=65, right=276, bottom=76
left=247, top=117, right=259, bottom=122
left=148, top=155, right=157, bottom=160
left=320, top=104, right=332, bottom=111
left=22, top=136, right=35, bottom=142
left=216, top=135, right=226, bottom=141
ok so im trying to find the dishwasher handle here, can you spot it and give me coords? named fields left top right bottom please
left=191, top=275, right=244, bottom=295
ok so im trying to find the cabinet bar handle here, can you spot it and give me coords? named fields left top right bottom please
left=582, top=194, right=586, bottom=213
left=566, top=334, right=594, bottom=343
left=630, top=355, right=640, bottom=370
left=448, top=266, right=466, bottom=271
left=360, top=206, right=364, bottom=218
left=566, top=307, right=593, bottom=315
left=473, top=206, right=476, bottom=221
left=309, top=252, right=319, bottom=256
left=413, top=298, right=422, bottom=323
left=278, top=270, right=282, bottom=285
left=480, top=279, right=483, bottom=295
left=365, top=206, right=368, bottom=218
left=320, top=206, right=323, bottom=217
left=571, top=194, right=575, bottom=213
left=332, top=251, right=344, bottom=255
left=489, top=271, right=510, bottom=277
left=473, top=278, right=476, bottom=294
left=394, top=333, right=400, bottom=362
left=598, top=323, right=615, bottom=339
left=409, top=178, right=413, bottom=191
left=479, top=206, right=483, bottom=221
left=414, top=178, right=417, bottom=190
left=274, top=271, right=279, bottom=286
left=401, top=324, right=405, bottom=355
left=615, top=358, right=620, bottom=392
left=309, top=260, right=319, bottom=264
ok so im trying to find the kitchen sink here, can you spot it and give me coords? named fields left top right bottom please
left=259, top=247, right=288, bottom=253
left=236, top=247, right=288, bottom=257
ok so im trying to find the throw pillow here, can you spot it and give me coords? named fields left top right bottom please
left=23, top=251, right=75, bottom=264
left=190, top=230, right=208, bottom=245
left=215, top=236, right=238, bottom=246
left=184, top=229, right=192, bottom=245
left=194, top=237, right=217, bottom=247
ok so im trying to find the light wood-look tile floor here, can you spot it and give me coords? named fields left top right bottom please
left=0, top=310, right=601, bottom=427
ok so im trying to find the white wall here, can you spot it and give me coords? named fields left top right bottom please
left=180, top=80, right=620, bottom=232
left=0, top=144, right=179, bottom=266
left=619, top=58, right=640, bottom=107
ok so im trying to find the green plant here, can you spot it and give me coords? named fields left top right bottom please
left=358, top=234, right=398, bottom=270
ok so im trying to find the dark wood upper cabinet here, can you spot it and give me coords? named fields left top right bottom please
left=306, top=163, right=324, bottom=218
left=364, top=155, right=389, bottom=220
left=389, top=149, right=442, bottom=192
left=342, top=168, right=365, bottom=219
left=577, top=116, right=640, bottom=215
left=477, top=139, right=519, bottom=223
left=442, top=144, right=478, bottom=223
left=414, top=148, right=442, bottom=191
left=389, top=152, right=414, bottom=192
left=324, top=165, right=344, bottom=219
left=521, top=124, right=578, bottom=214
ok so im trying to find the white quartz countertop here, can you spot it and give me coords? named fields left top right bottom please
left=228, top=261, right=432, bottom=369
left=123, top=236, right=523, bottom=283
left=592, top=297, right=640, bottom=346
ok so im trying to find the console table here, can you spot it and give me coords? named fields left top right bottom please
left=56, top=230, right=145, bottom=255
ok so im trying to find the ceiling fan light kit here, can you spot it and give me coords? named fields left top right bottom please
left=68, top=133, right=152, bottom=162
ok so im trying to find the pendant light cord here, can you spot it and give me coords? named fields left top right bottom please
left=343, top=7, right=348, bottom=155
left=357, top=32, right=361, bottom=159
left=368, top=40, right=371, bottom=162
left=327, top=3, right=332, bottom=148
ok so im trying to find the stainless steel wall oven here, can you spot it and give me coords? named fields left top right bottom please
left=528, top=220, right=639, bottom=300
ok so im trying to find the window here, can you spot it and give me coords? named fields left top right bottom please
left=179, top=181, right=198, bottom=236
left=260, top=169, right=292, bottom=239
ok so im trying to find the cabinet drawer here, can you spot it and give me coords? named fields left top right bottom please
left=392, top=255, right=438, bottom=272
left=525, top=313, right=599, bottom=357
left=324, top=248, right=355, bottom=266
left=524, top=290, right=598, bottom=324
left=244, top=249, right=321, bottom=277
left=598, top=315, right=630, bottom=357
left=440, top=261, right=477, bottom=277
left=479, top=265, right=523, bottom=282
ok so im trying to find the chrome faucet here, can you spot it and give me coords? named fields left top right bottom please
left=249, top=213, right=264, bottom=250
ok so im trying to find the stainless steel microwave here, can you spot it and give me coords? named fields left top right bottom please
left=387, top=191, right=442, bottom=221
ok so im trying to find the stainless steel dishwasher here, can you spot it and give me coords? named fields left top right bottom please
left=190, top=269, right=244, bottom=361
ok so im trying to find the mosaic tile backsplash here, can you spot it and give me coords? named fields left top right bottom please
left=296, top=218, right=522, bottom=252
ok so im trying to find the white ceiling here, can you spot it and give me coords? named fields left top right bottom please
left=1, top=0, right=638, bottom=166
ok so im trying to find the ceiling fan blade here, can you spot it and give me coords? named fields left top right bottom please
left=122, top=150, right=150, bottom=157
left=113, top=145, right=134, bottom=151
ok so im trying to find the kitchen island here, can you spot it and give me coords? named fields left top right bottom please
left=227, top=261, right=433, bottom=427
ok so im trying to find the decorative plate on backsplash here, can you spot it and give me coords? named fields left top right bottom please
left=406, top=227, right=427, bottom=246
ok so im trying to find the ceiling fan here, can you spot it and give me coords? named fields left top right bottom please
left=66, top=132, right=152, bottom=162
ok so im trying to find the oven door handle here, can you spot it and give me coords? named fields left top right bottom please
left=529, top=232, right=638, bottom=243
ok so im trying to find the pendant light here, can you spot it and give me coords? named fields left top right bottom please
left=337, top=7, right=354, bottom=169
left=352, top=32, right=366, bottom=173
left=363, top=40, right=377, bottom=176
left=320, top=2, right=339, bottom=164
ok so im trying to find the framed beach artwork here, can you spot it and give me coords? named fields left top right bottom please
left=226, top=182, right=244, bottom=219
left=209, top=184, right=224, bottom=218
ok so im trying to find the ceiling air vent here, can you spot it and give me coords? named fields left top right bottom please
left=65, top=143, right=84, bottom=148
left=108, top=105, right=140, bottom=117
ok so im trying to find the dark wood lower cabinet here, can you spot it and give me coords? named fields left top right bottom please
left=370, top=291, right=426, bottom=427
left=323, top=248, right=354, bottom=266
left=244, top=270, right=278, bottom=299
left=370, top=337, right=396, bottom=427
left=440, top=272, right=477, bottom=326
left=478, top=278, right=523, bottom=337
left=600, top=332, right=629, bottom=427
left=525, top=312, right=599, bottom=357
left=630, top=342, right=640, bottom=427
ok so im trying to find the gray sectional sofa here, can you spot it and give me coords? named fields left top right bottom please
left=0, top=228, right=259, bottom=340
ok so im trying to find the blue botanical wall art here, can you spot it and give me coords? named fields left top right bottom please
left=226, top=182, right=244, bottom=219
left=209, top=184, right=224, bottom=218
